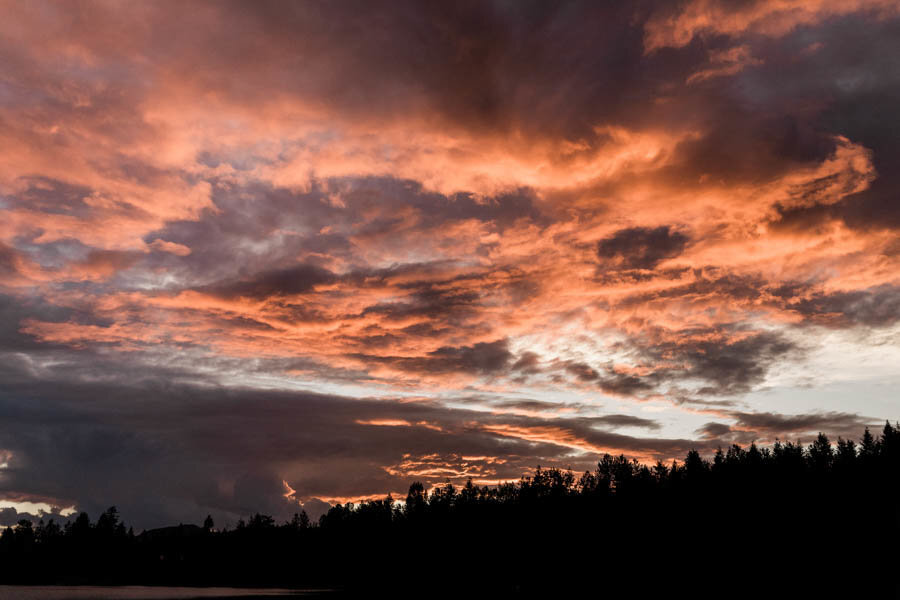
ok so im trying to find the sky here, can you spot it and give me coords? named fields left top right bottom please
left=1, top=0, right=899, bottom=529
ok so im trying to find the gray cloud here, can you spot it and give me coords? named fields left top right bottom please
left=354, top=339, right=513, bottom=376
left=0, top=350, right=716, bottom=529
left=695, top=411, right=878, bottom=446
left=203, top=263, right=336, bottom=300
left=597, top=226, right=690, bottom=270
left=728, top=410, right=876, bottom=440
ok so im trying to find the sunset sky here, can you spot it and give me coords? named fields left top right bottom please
left=1, top=0, right=899, bottom=528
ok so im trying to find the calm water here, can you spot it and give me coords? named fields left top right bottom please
left=0, top=587, right=328, bottom=599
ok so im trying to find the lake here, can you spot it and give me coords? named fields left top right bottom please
left=0, top=587, right=331, bottom=599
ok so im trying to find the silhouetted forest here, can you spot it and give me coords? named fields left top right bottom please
left=2, top=423, right=897, bottom=595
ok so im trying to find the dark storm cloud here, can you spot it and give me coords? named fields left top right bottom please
left=356, top=339, right=513, bottom=376
left=0, top=294, right=106, bottom=352
left=0, top=353, right=710, bottom=530
left=360, top=287, right=482, bottom=323
left=677, top=331, right=792, bottom=396
left=685, top=332, right=796, bottom=396
left=666, top=114, right=838, bottom=185
left=696, top=411, right=878, bottom=446
left=597, top=226, right=690, bottom=270
left=728, top=410, right=876, bottom=439
left=599, top=372, right=660, bottom=396
left=354, top=266, right=540, bottom=324
left=548, top=327, right=794, bottom=399
left=427, top=339, right=513, bottom=374
left=696, top=422, right=733, bottom=440
left=554, top=360, right=658, bottom=397
left=750, top=15, right=900, bottom=231
left=202, top=263, right=336, bottom=300
left=208, top=0, right=661, bottom=138
left=652, top=13, right=900, bottom=214
left=341, top=183, right=547, bottom=233
left=783, top=284, right=900, bottom=328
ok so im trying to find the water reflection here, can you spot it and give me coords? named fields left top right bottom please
left=0, top=586, right=328, bottom=599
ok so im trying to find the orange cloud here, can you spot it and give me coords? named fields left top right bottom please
left=644, top=0, right=900, bottom=52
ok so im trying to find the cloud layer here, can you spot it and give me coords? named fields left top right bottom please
left=1, top=0, right=898, bottom=528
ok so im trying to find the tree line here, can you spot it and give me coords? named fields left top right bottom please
left=1, top=422, right=897, bottom=595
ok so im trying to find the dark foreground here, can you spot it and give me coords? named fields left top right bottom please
left=2, top=424, right=898, bottom=596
